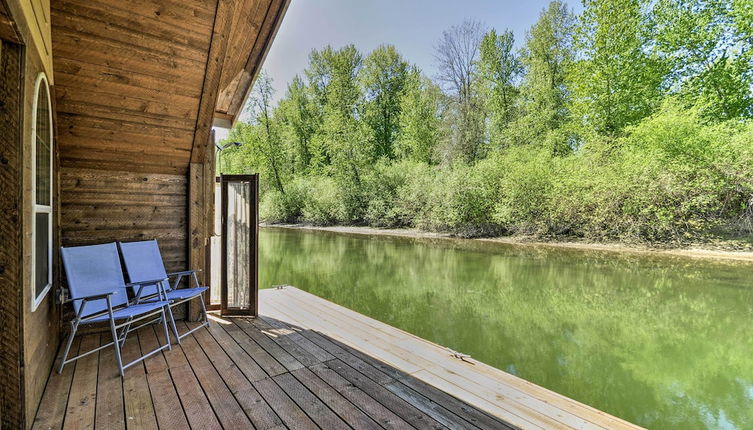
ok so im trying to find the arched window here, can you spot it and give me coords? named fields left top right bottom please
left=32, top=73, right=53, bottom=311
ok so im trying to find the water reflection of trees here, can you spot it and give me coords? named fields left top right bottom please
left=260, top=227, right=753, bottom=430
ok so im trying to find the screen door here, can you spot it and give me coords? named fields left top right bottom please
left=220, top=174, right=258, bottom=316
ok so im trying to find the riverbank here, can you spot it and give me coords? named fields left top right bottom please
left=262, top=223, right=753, bottom=263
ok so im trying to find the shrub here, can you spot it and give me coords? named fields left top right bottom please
left=301, top=176, right=347, bottom=225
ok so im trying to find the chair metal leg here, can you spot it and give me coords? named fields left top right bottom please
left=57, top=321, right=78, bottom=374
left=160, top=308, right=172, bottom=351
left=199, top=294, right=210, bottom=325
left=109, top=316, right=125, bottom=377
left=165, top=303, right=181, bottom=344
left=118, top=319, right=133, bottom=348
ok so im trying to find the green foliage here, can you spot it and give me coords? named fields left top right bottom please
left=394, top=68, right=444, bottom=163
left=224, top=1, right=753, bottom=244
left=478, top=29, right=521, bottom=144
left=513, top=1, right=575, bottom=151
left=652, top=0, right=753, bottom=120
left=301, top=176, right=347, bottom=225
left=569, top=0, right=667, bottom=135
left=360, top=45, right=410, bottom=159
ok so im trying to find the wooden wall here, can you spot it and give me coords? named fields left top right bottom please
left=51, top=0, right=215, bottom=174
left=0, top=38, right=24, bottom=430
left=51, top=0, right=218, bottom=282
left=59, top=169, right=187, bottom=268
left=20, top=35, right=59, bottom=430
left=1, top=0, right=62, bottom=426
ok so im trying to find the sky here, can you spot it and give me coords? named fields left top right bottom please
left=218, top=0, right=583, bottom=138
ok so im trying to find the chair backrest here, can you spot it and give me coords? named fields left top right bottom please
left=61, top=242, right=129, bottom=318
left=118, top=240, right=169, bottom=298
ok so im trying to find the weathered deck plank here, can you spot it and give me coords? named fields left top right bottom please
left=38, top=296, right=540, bottom=430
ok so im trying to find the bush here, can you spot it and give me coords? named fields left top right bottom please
left=259, top=178, right=306, bottom=223
left=362, top=160, right=420, bottom=227
left=301, top=176, right=347, bottom=225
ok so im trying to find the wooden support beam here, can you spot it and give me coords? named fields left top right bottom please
left=188, top=131, right=216, bottom=320
left=190, top=0, right=237, bottom=163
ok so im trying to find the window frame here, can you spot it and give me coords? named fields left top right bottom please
left=31, top=73, right=53, bottom=312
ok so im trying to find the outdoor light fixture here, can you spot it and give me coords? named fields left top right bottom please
left=216, top=141, right=242, bottom=151
left=216, top=141, right=242, bottom=172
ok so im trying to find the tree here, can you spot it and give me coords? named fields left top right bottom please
left=514, top=1, right=575, bottom=150
left=312, top=45, right=371, bottom=219
left=434, top=19, right=487, bottom=163
left=360, top=45, right=410, bottom=159
left=652, top=0, right=753, bottom=120
left=395, top=67, right=444, bottom=163
left=246, top=71, right=287, bottom=194
left=478, top=28, right=522, bottom=145
left=569, top=0, right=666, bottom=136
left=277, top=75, right=318, bottom=173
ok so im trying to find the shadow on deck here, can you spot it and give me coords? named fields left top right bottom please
left=32, top=312, right=515, bottom=429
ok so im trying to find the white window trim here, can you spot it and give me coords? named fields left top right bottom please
left=31, top=73, right=53, bottom=312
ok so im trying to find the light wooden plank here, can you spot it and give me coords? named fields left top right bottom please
left=261, top=287, right=645, bottom=430
left=266, top=294, right=546, bottom=429
left=270, top=290, right=575, bottom=430
left=273, top=288, right=615, bottom=430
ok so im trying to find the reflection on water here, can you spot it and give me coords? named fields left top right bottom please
left=259, top=227, right=753, bottom=430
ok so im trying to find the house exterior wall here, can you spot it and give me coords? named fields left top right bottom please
left=1, top=0, right=60, bottom=427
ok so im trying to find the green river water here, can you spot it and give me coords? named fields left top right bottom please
left=259, top=226, right=753, bottom=430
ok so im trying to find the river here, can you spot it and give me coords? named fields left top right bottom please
left=259, top=226, right=753, bottom=430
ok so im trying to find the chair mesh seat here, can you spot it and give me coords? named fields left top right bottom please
left=85, top=300, right=170, bottom=322
left=142, top=287, right=209, bottom=303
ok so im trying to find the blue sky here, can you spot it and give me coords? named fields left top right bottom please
left=262, top=0, right=583, bottom=102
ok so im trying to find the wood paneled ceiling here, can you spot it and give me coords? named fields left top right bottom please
left=51, top=0, right=289, bottom=175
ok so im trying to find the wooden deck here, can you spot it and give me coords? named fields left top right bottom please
left=32, top=304, right=516, bottom=429
left=261, top=287, right=645, bottom=430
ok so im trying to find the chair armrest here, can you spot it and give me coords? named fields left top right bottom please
left=65, top=291, right=114, bottom=303
left=127, top=278, right=169, bottom=302
left=126, top=277, right=168, bottom=287
left=167, top=269, right=202, bottom=277
left=168, top=269, right=203, bottom=289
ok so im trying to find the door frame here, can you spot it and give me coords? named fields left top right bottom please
left=219, top=174, right=259, bottom=317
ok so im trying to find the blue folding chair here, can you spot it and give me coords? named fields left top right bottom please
left=59, top=242, right=172, bottom=377
left=118, top=240, right=210, bottom=344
